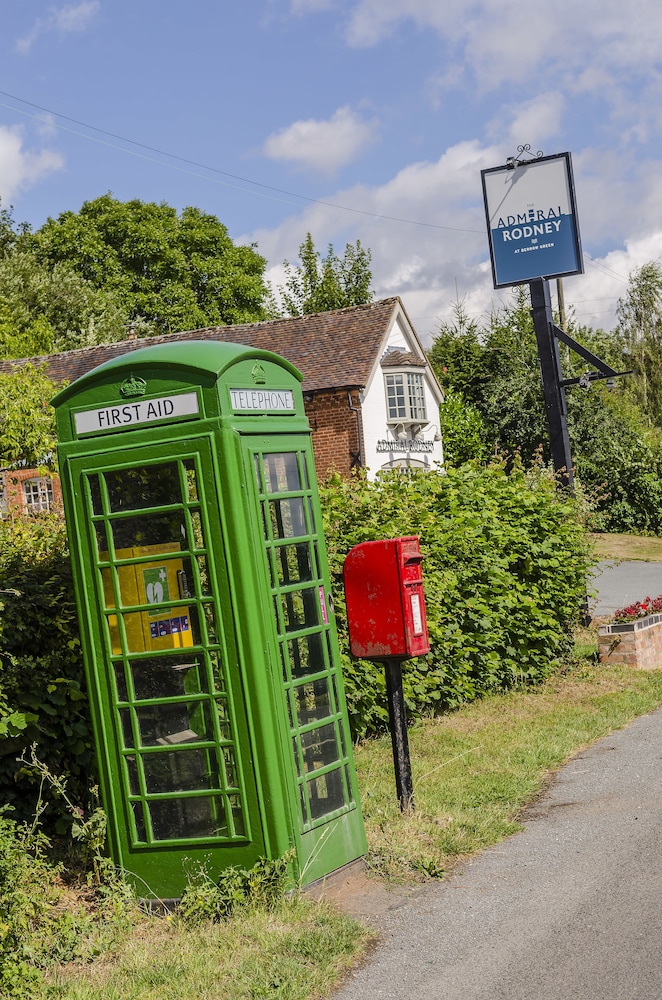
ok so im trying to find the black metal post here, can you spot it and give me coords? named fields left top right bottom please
left=529, top=277, right=574, bottom=488
left=384, top=657, right=414, bottom=812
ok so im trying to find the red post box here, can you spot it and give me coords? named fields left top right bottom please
left=343, top=536, right=430, bottom=661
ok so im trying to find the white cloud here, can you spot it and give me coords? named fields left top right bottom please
left=289, top=0, right=334, bottom=11
left=328, top=0, right=662, bottom=101
left=498, top=92, right=566, bottom=149
left=16, top=1, right=100, bottom=54
left=246, top=131, right=662, bottom=347
left=0, top=126, right=64, bottom=201
left=249, top=138, right=503, bottom=343
left=263, top=106, right=377, bottom=173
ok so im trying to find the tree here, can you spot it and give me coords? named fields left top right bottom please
left=428, top=288, right=662, bottom=533
left=429, top=291, right=547, bottom=463
left=0, top=248, right=127, bottom=358
left=615, top=261, right=662, bottom=427
left=279, top=233, right=373, bottom=316
left=29, top=195, right=269, bottom=336
left=0, top=364, right=58, bottom=469
left=0, top=199, right=30, bottom=258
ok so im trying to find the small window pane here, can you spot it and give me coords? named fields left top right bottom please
left=190, top=510, right=205, bottom=549
left=120, top=606, right=199, bottom=653
left=104, top=464, right=182, bottom=512
left=281, top=587, right=319, bottom=632
left=130, top=655, right=205, bottom=701
left=209, top=652, right=227, bottom=694
left=119, top=708, right=135, bottom=749
left=288, top=633, right=326, bottom=680
left=136, top=701, right=211, bottom=747
left=142, top=747, right=220, bottom=793
left=293, top=678, right=332, bottom=728
left=229, top=795, right=245, bottom=837
left=307, top=769, right=346, bottom=820
left=149, top=796, right=227, bottom=841
left=114, top=663, right=129, bottom=701
left=300, top=723, right=341, bottom=774
left=195, top=555, right=211, bottom=596
left=95, top=522, right=109, bottom=556
left=111, top=513, right=187, bottom=551
left=126, top=755, right=140, bottom=795
left=183, top=460, right=198, bottom=502
left=222, top=746, right=237, bottom=788
left=263, top=453, right=301, bottom=494
left=276, top=543, right=314, bottom=585
left=270, top=498, right=306, bottom=539
left=131, top=801, right=147, bottom=841
left=88, top=475, right=103, bottom=515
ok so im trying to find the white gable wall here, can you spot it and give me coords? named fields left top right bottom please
left=360, top=308, right=444, bottom=477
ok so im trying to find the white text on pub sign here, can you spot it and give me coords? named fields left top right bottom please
left=74, top=392, right=199, bottom=435
left=230, top=388, right=295, bottom=412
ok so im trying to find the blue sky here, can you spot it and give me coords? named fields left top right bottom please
left=1, top=1, right=661, bottom=344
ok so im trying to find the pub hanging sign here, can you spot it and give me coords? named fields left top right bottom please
left=481, top=151, right=583, bottom=289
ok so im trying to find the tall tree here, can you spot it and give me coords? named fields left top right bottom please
left=279, top=233, right=373, bottom=316
left=615, top=261, right=662, bottom=426
left=428, top=289, right=662, bottom=533
left=0, top=248, right=127, bottom=358
left=29, top=195, right=269, bottom=336
left=0, top=364, right=58, bottom=469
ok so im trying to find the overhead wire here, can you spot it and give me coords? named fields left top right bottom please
left=0, top=89, right=484, bottom=235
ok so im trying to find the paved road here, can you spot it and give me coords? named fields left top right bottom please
left=334, top=708, right=662, bottom=999
left=590, top=559, right=662, bottom=616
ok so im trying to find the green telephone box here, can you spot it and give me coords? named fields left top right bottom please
left=53, top=341, right=366, bottom=900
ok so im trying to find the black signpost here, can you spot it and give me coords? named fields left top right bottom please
left=481, top=149, right=630, bottom=488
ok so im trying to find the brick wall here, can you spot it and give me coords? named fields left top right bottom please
left=0, top=390, right=363, bottom=515
left=304, top=389, right=364, bottom=479
left=1, top=469, right=63, bottom=516
left=598, top=614, right=662, bottom=670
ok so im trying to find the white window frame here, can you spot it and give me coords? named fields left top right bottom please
left=22, top=477, right=54, bottom=514
left=0, top=473, right=7, bottom=519
left=384, top=371, right=428, bottom=427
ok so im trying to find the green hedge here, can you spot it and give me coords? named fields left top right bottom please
left=0, top=513, right=94, bottom=831
left=0, top=461, right=591, bottom=828
left=320, top=462, right=592, bottom=737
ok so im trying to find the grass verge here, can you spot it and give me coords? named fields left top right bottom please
left=44, top=896, right=365, bottom=1000
left=590, top=532, right=662, bottom=561
left=355, top=658, right=662, bottom=881
left=33, top=646, right=662, bottom=998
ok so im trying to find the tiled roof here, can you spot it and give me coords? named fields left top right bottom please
left=381, top=349, right=428, bottom=368
left=0, top=298, right=403, bottom=393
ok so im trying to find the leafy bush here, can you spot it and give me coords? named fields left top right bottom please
left=177, top=855, right=291, bottom=925
left=0, top=809, right=88, bottom=997
left=0, top=463, right=591, bottom=824
left=0, top=511, right=94, bottom=832
left=320, top=462, right=592, bottom=738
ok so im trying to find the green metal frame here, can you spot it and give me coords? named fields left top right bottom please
left=53, top=341, right=366, bottom=899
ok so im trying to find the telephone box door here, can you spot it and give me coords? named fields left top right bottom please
left=67, top=437, right=264, bottom=893
left=245, top=438, right=365, bottom=881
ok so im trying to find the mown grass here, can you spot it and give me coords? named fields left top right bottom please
left=44, top=897, right=365, bottom=1000
left=37, top=641, right=662, bottom=999
left=355, top=657, right=662, bottom=881
left=590, top=532, right=662, bottom=561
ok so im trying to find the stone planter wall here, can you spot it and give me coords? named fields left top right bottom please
left=598, top=612, right=662, bottom=670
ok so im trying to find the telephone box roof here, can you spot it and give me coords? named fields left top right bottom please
left=52, top=339, right=302, bottom=406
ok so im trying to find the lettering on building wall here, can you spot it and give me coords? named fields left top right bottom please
left=376, top=439, right=435, bottom=453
